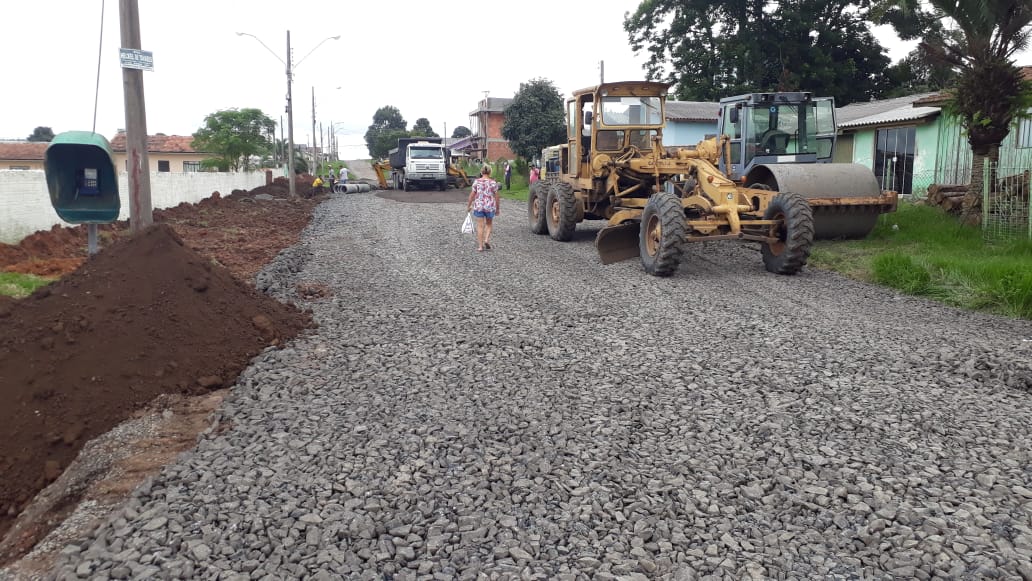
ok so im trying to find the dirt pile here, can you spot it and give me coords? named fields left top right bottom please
left=0, top=224, right=311, bottom=538
left=1, top=178, right=321, bottom=283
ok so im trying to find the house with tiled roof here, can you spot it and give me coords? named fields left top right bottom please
left=0, top=141, right=49, bottom=170
left=0, top=133, right=213, bottom=174
left=109, top=132, right=211, bottom=173
left=663, top=101, right=721, bottom=146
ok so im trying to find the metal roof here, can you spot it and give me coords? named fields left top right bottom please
left=837, top=105, right=940, bottom=129
left=665, top=101, right=720, bottom=122
left=835, top=92, right=938, bottom=126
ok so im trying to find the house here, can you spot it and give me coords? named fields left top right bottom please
left=109, top=132, right=210, bottom=173
left=0, top=141, right=48, bottom=170
left=468, top=97, right=516, bottom=162
left=663, top=101, right=720, bottom=145
left=836, top=66, right=1032, bottom=197
left=835, top=92, right=941, bottom=195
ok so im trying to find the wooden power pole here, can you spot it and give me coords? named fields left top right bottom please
left=119, top=0, right=153, bottom=232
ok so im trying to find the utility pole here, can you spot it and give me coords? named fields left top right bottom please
left=312, top=87, right=318, bottom=175
left=600, top=60, right=605, bottom=84
left=119, top=0, right=152, bottom=232
left=286, top=31, right=296, bottom=198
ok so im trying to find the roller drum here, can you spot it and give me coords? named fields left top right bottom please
left=747, top=163, right=884, bottom=239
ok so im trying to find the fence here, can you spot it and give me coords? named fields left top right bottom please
left=0, top=170, right=267, bottom=244
left=983, top=162, right=1032, bottom=241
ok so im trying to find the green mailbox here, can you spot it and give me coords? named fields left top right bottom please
left=45, top=131, right=120, bottom=224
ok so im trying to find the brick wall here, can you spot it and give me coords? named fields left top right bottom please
left=485, top=113, right=515, bottom=161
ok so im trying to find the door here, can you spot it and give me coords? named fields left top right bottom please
left=874, top=127, right=916, bottom=195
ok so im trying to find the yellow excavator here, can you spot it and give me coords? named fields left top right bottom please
left=448, top=164, right=472, bottom=188
left=371, top=160, right=392, bottom=189
left=528, top=81, right=896, bottom=277
left=371, top=158, right=471, bottom=189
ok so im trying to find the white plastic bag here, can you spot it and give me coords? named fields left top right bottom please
left=461, top=212, right=474, bottom=234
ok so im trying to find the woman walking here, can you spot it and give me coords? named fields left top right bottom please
left=466, top=165, right=501, bottom=251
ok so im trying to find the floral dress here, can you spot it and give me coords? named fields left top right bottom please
left=471, top=177, right=499, bottom=213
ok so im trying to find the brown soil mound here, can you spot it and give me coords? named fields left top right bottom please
left=1, top=187, right=320, bottom=284
left=0, top=224, right=311, bottom=538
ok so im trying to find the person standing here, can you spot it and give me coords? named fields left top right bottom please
left=328, top=167, right=336, bottom=190
left=503, top=161, right=512, bottom=190
left=466, top=165, right=501, bottom=252
left=529, top=164, right=539, bottom=184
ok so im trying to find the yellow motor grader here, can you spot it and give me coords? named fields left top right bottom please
left=527, top=81, right=895, bottom=277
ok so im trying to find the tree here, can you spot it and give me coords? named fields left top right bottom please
left=451, top=126, right=472, bottom=138
left=875, top=0, right=1032, bottom=214
left=624, top=0, right=894, bottom=105
left=191, top=108, right=275, bottom=172
left=364, top=106, right=408, bottom=159
left=884, top=46, right=957, bottom=97
left=26, top=126, right=55, bottom=142
left=411, top=118, right=439, bottom=137
left=502, top=78, right=566, bottom=161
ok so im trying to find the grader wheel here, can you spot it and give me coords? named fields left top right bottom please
left=546, top=182, right=577, bottom=241
left=638, top=191, right=686, bottom=277
left=528, top=182, right=549, bottom=235
left=761, top=192, right=814, bottom=275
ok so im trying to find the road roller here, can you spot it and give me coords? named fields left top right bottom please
left=715, top=92, right=896, bottom=239
left=526, top=82, right=894, bottom=277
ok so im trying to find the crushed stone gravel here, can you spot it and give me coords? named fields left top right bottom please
left=36, top=192, right=1032, bottom=579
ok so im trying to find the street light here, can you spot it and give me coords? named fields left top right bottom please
left=236, top=31, right=339, bottom=198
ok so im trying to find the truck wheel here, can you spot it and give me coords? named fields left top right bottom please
left=404, top=180, right=413, bottom=192
left=638, top=192, right=685, bottom=277
left=761, top=192, right=814, bottom=275
left=546, top=182, right=577, bottom=241
left=528, top=182, right=548, bottom=235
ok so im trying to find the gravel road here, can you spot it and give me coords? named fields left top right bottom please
left=47, top=192, right=1032, bottom=580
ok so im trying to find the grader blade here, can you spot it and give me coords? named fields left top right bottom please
left=596, top=223, right=641, bottom=264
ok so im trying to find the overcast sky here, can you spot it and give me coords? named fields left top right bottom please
left=2, top=1, right=954, bottom=159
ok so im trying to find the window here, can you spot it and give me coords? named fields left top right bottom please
left=874, top=126, right=916, bottom=195
left=1017, top=117, right=1032, bottom=148
left=157, top=160, right=170, bottom=172
left=410, top=147, right=442, bottom=159
left=596, top=130, right=624, bottom=151
left=183, top=161, right=201, bottom=172
left=600, top=96, right=663, bottom=126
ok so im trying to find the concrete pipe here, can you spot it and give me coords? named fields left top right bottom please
left=334, top=183, right=370, bottom=194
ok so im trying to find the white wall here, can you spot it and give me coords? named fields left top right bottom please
left=0, top=170, right=267, bottom=243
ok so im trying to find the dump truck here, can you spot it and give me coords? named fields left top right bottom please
left=388, top=137, right=448, bottom=191
left=527, top=81, right=892, bottom=277
left=714, top=92, right=896, bottom=238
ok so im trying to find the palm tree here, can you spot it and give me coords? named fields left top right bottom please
left=911, top=0, right=1032, bottom=216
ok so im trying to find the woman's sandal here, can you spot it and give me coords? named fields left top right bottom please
left=484, top=242, right=492, bottom=250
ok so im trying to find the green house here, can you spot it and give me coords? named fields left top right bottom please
left=836, top=73, right=1032, bottom=198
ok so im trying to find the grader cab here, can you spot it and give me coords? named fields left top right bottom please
left=526, top=81, right=893, bottom=277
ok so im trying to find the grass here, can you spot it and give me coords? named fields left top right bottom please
left=809, top=202, right=1032, bottom=319
left=0, top=272, right=53, bottom=298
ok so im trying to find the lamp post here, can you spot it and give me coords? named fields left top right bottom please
left=236, top=31, right=339, bottom=198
